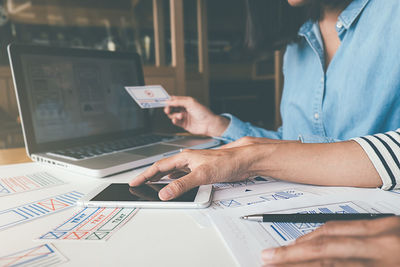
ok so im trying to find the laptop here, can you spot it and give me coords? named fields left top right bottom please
left=8, top=44, right=219, bottom=177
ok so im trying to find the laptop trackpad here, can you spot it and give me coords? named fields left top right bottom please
left=126, top=144, right=182, bottom=157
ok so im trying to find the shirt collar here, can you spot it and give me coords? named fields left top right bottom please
left=299, top=0, right=371, bottom=36
left=338, top=0, right=370, bottom=29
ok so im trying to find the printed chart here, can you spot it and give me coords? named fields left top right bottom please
left=213, top=176, right=274, bottom=191
left=39, top=207, right=138, bottom=241
left=214, top=189, right=311, bottom=209
left=0, top=191, right=84, bottom=231
left=0, top=172, right=65, bottom=197
left=262, top=202, right=367, bottom=245
left=0, top=243, right=67, bottom=267
left=208, top=197, right=384, bottom=267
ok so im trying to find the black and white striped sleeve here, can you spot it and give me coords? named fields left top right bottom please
left=352, top=129, right=400, bottom=190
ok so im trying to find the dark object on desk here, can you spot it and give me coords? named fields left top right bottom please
left=240, top=213, right=396, bottom=223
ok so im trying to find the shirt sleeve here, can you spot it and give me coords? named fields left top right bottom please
left=352, top=129, right=400, bottom=190
left=217, top=113, right=282, bottom=142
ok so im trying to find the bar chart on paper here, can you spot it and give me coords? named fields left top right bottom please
left=38, top=207, right=138, bottom=241
left=207, top=184, right=400, bottom=267
left=0, top=243, right=68, bottom=267
left=213, top=176, right=274, bottom=191
left=214, top=189, right=312, bottom=209
left=262, top=202, right=367, bottom=245
left=0, top=191, right=84, bottom=231
left=0, top=172, right=65, bottom=197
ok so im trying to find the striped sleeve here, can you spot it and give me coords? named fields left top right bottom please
left=352, top=129, right=400, bottom=190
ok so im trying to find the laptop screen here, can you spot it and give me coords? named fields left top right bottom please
left=19, top=53, right=145, bottom=145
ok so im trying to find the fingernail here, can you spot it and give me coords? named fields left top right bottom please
left=261, top=249, right=275, bottom=261
left=159, top=187, right=173, bottom=200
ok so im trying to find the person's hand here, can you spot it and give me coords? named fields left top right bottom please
left=164, top=96, right=229, bottom=136
left=219, top=136, right=300, bottom=149
left=129, top=146, right=263, bottom=200
left=261, top=216, right=400, bottom=266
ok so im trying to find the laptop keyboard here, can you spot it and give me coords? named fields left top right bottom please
left=49, top=134, right=177, bottom=160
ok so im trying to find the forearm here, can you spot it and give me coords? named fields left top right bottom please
left=245, top=141, right=382, bottom=188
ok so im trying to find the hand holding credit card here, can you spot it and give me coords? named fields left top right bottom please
left=125, top=85, right=170, bottom=108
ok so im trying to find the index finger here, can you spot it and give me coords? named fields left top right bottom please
left=129, top=155, right=188, bottom=187
left=159, top=166, right=209, bottom=200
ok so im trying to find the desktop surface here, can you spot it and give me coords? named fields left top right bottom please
left=0, top=162, right=237, bottom=267
left=0, top=147, right=31, bottom=165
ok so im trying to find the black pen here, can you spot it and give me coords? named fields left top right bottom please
left=240, top=213, right=396, bottom=223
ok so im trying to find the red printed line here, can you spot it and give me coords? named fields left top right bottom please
left=71, top=208, right=105, bottom=231
left=10, top=177, right=30, bottom=190
left=64, top=231, right=89, bottom=240
left=3, top=245, right=51, bottom=267
left=20, top=176, right=41, bottom=188
left=1, top=179, right=16, bottom=192
left=75, top=208, right=119, bottom=232
left=37, top=198, right=69, bottom=211
left=73, top=208, right=104, bottom=232
left=7, top=177, right=27, bottom=191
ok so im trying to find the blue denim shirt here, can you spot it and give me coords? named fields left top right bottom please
left=220, top=0, right=400, bottom=143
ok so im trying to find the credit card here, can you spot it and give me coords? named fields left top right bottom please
left=125, top=85, right=171, bottom=108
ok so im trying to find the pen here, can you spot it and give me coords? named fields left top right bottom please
left=240, top=213, right=396, bottom=223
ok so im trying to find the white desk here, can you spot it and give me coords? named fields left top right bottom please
left=0, top=163, right=238, bottom=267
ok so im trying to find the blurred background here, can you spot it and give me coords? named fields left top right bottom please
left=0, top=0, right=287, bottom=149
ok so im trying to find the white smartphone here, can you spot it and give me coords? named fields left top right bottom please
left=78, top=183, right=213, bottom=209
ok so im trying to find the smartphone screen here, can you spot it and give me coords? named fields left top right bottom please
left=90, top=183, right=199, bottom=202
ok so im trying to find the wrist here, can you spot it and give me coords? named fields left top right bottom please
left=206, top=115, right=230, bottom=137
left=234, top=144, right=278, bottom=178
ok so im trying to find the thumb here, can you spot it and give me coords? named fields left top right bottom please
left=159, top=172, right=203, bottom=200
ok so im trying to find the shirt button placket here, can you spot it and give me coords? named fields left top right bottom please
left=336, top=21, right=343, bottom=29
left=313, top=76, right=325, bottom=135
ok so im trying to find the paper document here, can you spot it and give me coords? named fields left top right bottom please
left=213, top=176, right=275, bottom=191
left=125, top=85, right=170, bottom=108
left=209, top=178, right=338, bottom=210
left=38, top=207, right=138, bottom=241
left=0, top=191, right=84, bottom=231
left=0, top=243, right=68, bottom=267
left=0, top=172, right=65, bottom=197
left=258, top=201, right=379, bottom=245
left=206, top=181, right=400, bottom=267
